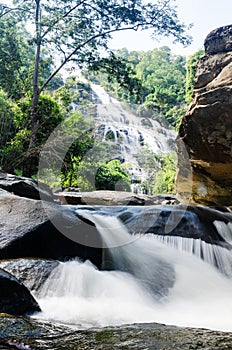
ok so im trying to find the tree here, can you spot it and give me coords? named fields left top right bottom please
left=0, top=0, right=191, bottom=176
left=0, top=14, right=63, bottom=100
left=4, top=94, right=65, bottom=175
left=0, top=16, right=33, bottom=99
left=0, top=89, right=18, bottom=167
left=137, top=46, right=186, bottom=126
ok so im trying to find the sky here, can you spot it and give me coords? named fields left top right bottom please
left=109, top=0, right=232, bottom=56
left=2, top=0, right=232, bottom=57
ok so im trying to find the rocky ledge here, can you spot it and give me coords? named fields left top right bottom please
left=0, top=316, right=232, bottom=350
left=56, top=190, right=179, bottom=206
left=177, top=24, right=232, bottom=206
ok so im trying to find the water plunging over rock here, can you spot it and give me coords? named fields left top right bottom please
left=90, top=83, right=176, bottom=191
left=77, top=210, right=175, bottom=298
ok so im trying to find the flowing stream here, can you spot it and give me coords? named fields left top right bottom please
left=34, top=209, right=232, bottom=332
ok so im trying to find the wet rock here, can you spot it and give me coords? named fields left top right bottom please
left=0, top=172, right=55, bottom=202
left=0, top=269, right=40, bottom=316
left=0, top=194, right=102, bottom=268
left=0, top=259, right=58, bottom=291
left=177, top=25, right=232, bottom=206
left=0, top=315, right=232, bottom=349
left=120, top=205, right=232, bottom=248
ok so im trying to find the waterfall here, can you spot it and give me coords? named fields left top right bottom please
left=90, top=83, right=176, bottom=191
left=34, top=209, right=232, bottom=332
left=77, top=211, right=175, bottom=298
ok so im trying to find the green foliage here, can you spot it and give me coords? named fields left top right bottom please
left=86, top=52, right=144, bottom=104
left=185, top=49, right=205, bottom=103
left=60, top=135, right=131, bottom=191
left=55, top=77, right=94, bottom=112
left=0, top=17, right=33, bottom=99
left=0, top=89, right=17, bottom=146
left=135, top=47, right=187, bottom=127
left=3, top=94, right=65, bottom=174
left=60, top=113, right=95, bottom=189
left=95, top=160, right=131, bottom=191
left=153, top=152, right=177, bottom=194
left=0, top=16, right=62, bottom=100
left=136, top=147, right=161, bottom=192
left=0, top=89, right=20, bottom=169
left=8, top=0, right=190, bottom=91
left=16, top=94, right=64, bottom=145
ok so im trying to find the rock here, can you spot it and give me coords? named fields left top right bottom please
left=56, top=190, right=179, bottom=206
left=0, top=259, right=58, bottom=291
left=0, top=172, right=56, bottom=202
left=119, top=205, right=232, bottom=248
left=204, top=25, right=232, bottom=54
left=0, top=268, right=40, bottom=316
left=0, top=194, right=102, bottom=268
left=177, top=25, right=232, bottom=206
left=0, top=315, right=232, bottom=349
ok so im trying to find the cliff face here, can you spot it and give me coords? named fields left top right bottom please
left=177, top=25, right=232, bottom=206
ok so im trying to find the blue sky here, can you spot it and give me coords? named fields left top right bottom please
left=109, top=0, right=232, bottom=56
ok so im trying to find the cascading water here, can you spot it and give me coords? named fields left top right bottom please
left=90, top=83, right=176, bottom=191
left=78, top=211, right=175, bottom=298
left=152, top=234, right=232, bottom=277
left=34, top=209, right=232, bottom=332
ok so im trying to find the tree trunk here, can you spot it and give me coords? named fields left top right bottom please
left=23, top=0, right=41, bottom=177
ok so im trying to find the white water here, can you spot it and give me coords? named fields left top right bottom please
left=90, top=83, right=176, bottom=189
left=34, top=212, right=232, bottom=332
left=152, top=234, right=232, bottom=277
left=91, top=83, right=176, bottom=154
left=214, top=220, right=232, bottom=244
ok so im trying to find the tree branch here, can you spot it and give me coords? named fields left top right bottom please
left=39, top=24, right=145, bottom=93
left=0, top=5, right=31, bottom=18
left=41, top=0, right=87, bottom=39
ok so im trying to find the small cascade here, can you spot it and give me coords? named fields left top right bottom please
left=35, top=259, right=156, bottom=328
left=77, top=210, right=175, bottom=298
left=214, top=220, right=232, bottom=244
left=152, top=235, right=232, bottom=277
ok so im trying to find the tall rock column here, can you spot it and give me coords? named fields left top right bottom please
left=177, top=25, right=232, bottom=206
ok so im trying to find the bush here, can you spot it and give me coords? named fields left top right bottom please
left=95, top=160, right=131, bottom=191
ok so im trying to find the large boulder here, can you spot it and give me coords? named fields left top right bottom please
left=177, top=25, right=232, bottom=206
left=0, top=172, right=55, bottom=202
left=0, top=268, right=40, bottom=315
left=119, top=205, right=232, bottom=248
left=0, top=259, right=59, bottom=291
left=0, top=194, right=102, bottom=268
